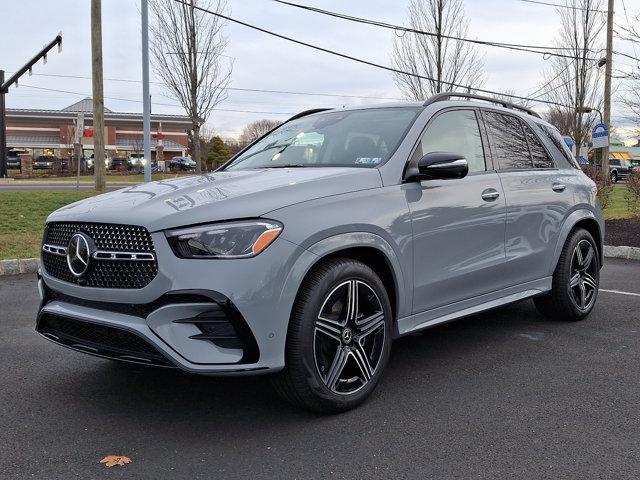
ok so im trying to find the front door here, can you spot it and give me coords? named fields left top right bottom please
left=405, top=109, right=508, bottom=313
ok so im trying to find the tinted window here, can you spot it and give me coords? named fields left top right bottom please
left=483, top=111, right=532, bottom=170
left=523, top=123, right=554, bottom=168
left=535, top=124, right=579, bottom=169
left=225, top=108, right=420, bottom=170
left=413, top=110, right=486, bottom=172
left=610, top=159, right=620, bottom=166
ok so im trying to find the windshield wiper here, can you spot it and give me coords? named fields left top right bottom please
left=262, top=164, right=307, bottom=168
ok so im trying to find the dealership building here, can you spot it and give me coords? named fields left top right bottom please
left=6, top=98, right=191, bottom=160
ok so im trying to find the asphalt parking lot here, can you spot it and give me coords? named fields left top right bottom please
left=2, top=258, right=640, bottom=479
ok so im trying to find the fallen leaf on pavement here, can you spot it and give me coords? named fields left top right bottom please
left=100, top=455, right=132, bottom=468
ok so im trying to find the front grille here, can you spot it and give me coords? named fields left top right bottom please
left=42, top=222, right=158, bottom=289
left=46, top=222, right=154, bottom=252
left=38, top=314, right=173, bottom=367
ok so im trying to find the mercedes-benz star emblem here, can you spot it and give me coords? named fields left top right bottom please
left=67, top=232, right=93, bottom=278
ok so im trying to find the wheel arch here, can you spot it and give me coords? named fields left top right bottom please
left=551, top=210, right=604, bottom=273
left=279, top=232, right=410, bottom=337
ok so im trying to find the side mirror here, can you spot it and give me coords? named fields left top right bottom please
left=416, top=152, right=468, bottom=181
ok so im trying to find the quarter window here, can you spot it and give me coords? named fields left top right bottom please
left=413, top=110, right=486, bottom=173
left=523, top=123, right=554, bottom=168
left=483, top=111, right=532, bottom=170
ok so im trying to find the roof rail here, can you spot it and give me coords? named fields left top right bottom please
left=423, top=92, right=541, bottom=118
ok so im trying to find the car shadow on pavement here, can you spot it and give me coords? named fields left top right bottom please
left=47, top=299, right=559, bottom=425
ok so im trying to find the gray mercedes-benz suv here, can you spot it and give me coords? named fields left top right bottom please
left=36, top=93, right=604, bottom=412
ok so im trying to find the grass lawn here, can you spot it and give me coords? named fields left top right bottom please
left=11, top=173, right=189, bottom=183
left=0, top=185, right=637, bottom=260
left=604, top=185, right=631, bottom=220
left=0, top=191, right=97, bottom=260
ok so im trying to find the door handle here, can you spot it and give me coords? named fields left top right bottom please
left=481, top=188, right=500, bottom=201
left=552, top=183, right=566, bottom=192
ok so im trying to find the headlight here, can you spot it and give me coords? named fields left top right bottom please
left=166, top=220, right=283, bottom=259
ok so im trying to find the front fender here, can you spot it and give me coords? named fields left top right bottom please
left=277, top=232, right=412, bottom=331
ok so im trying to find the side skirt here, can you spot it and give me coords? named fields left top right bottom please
left=397, top=277, right=552, bottom=336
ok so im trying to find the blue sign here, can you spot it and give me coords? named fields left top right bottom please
left=592, top=123, right=609, bottom=149
left=592, top=123, right=608, bottom=137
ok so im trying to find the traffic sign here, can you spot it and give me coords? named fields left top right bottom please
left=592, top=123, right=609, bottom=149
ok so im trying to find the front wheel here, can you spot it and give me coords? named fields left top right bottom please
left=534, top=228, right=599, bottom=321
left=272, top=258, right=392, bottom=413
left=610, top=172, right=617, bottom=183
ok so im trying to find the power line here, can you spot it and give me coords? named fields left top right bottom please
left=512, top=0, right=606, bottom=14
left=16, top=84, right=296, bottom=115
left=5, top=71, right=404, bottom=101
left=272, top=0, right=599, bottom=59
left=613, top=50, right=640, bottom=63
left=174, top=0, right=575, bottom=109
left=526, top=59, right=576, bottom=99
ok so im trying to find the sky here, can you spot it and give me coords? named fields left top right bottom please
left=1, top=0, right=638, bottom=139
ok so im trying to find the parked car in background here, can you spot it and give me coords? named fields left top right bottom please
left=86, top=154, right=112, bottom=171
left=33, top=155, right=60, bottom=170
left=111, top=157, right=129, bottom=171
left=128, top=153, right=146, bottom=170
left=169, top=156, right=196, bottom=171
left=609, top=158, right=635, bottom=183
left=6, top=151, right=22, bottom=170
left=36, top=93, right=604, bottom=413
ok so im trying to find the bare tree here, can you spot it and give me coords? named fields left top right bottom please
left=491, top=90, right=533, bottom=109
left=238, top=119, right=282, bottom=146
left=149, top=0, right=232, bottom=173
left=545, top=106, right=576, bottom=136
left=391, top=0, right=484, bottom=100
left=616, top=14, right=640, bottom=127
left=539, top=0, right=605, bottom=159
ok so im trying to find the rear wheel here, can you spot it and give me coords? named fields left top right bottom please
left=610, top=171, right=618, bottom=183
left=272, top=258, right=392, bottom=413
left=534, top=228, right=599, bottom=321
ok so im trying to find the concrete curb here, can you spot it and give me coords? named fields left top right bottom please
left=1, top=245, right=639, bottom=277
left=0, top=258, right=40, bottom=276
left=603, top=245, right=640, bottom=261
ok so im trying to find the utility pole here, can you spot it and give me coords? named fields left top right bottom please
left=142, top=0, right=152, bottom=183
left=91, top=0, right=106, bottom=191
left=0, top=71, right=6, bottom=179
left=0, top=35, right=63, bottom=178
left=602, top=0, right=614, bottom=175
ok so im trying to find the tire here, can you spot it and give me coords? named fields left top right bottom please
left=272, top=258, right=393, bottom=413
left=534, top=228, right=600, bottom=321
left=610, top=171, right=617, bottom=183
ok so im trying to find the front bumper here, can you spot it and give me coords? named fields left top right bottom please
left=37, top=234, right=309, bottom=375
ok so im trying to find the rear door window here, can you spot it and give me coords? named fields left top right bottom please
left=522, top=123, right=554, bottom=168
left=534, top=124, right=579, bottom=169
left=483, top=111, right=532, bottom=170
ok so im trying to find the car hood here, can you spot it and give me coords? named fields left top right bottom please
left=47, top=168, right=382, bottom=231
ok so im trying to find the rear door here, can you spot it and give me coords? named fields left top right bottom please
left=406, top=108, right=508, bottom=313
left=482, top=110, right=572, bottom=285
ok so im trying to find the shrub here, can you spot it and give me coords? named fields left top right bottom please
left=625, top=171, right=640, bottom=219
left=581, top=165, right=614, bottom=210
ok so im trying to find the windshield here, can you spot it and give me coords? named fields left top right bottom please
left=224, top=107, right=421, bottom=171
